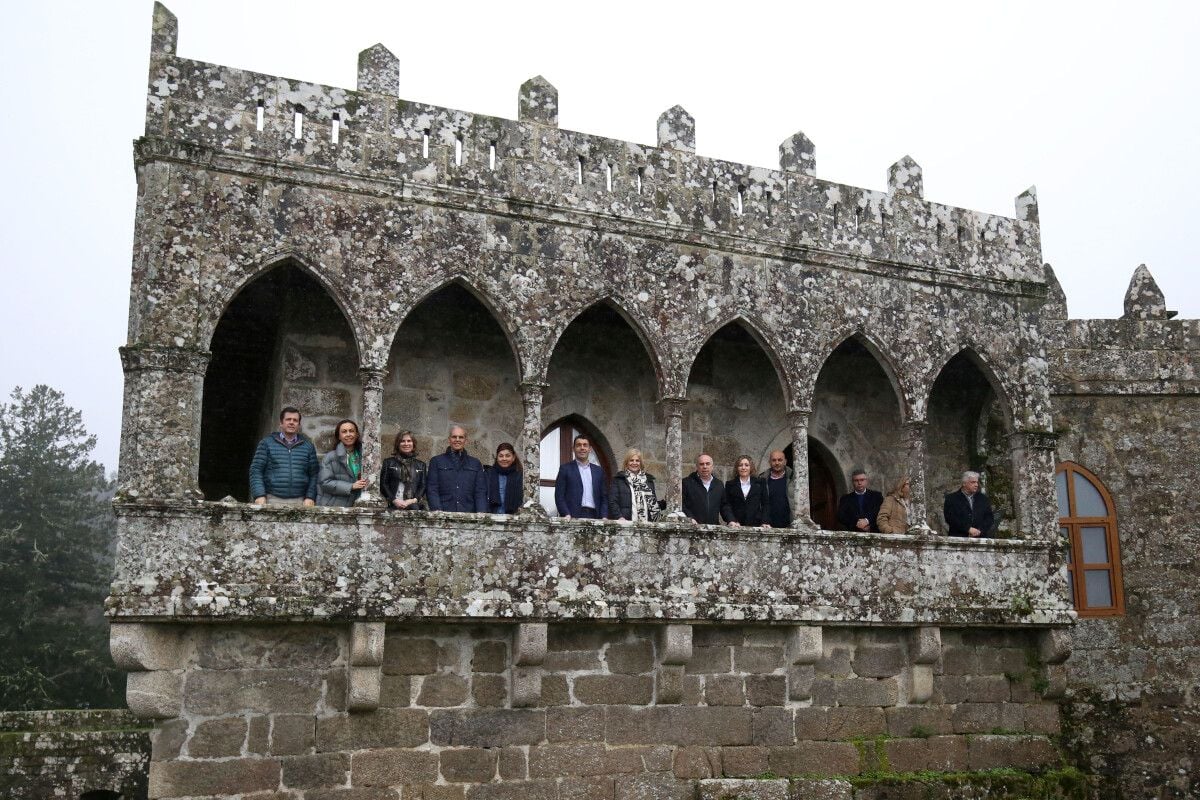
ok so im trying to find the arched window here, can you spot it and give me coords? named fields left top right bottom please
left=539, top=417, right=613, bottom=516
left=1055, top=462, right=1124, bottom=616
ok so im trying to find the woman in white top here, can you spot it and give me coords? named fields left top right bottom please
left=721, top=455, right=770, bottom=527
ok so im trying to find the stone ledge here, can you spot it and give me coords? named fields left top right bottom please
left=108, top=501, right=1071, bottom=627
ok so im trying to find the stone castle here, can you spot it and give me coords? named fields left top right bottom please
left=10, top=3, right=1196, bottom=798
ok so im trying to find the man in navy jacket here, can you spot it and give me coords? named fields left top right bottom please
left=943, top=470, right=995, bottom=537
left=836, top=469, right=884, bottom=532
left=554, top=434, right=608, bottom=519
left=427, top=425, right=488, bottom=512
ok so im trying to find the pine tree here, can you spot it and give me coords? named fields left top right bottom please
left=0, top=385, right=122, bottom=709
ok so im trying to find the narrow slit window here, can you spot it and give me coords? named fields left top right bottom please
left=736, top=186, right=744, bottom=215
left=454, top=136, right=463, bottom=166
left=765, top=190, right=773, bottom=217
left=605, top=163, right=613, bottom=192
left=489, top=142, right=496, bottom=171
left=712, top=182, right=718, bottom=205
left=331, top=112, right=340, bottom=144
left=293, top=105, right=303, bottom=139
left=935, top=218, right=942, bottom=243
left=255, top=99, right=264, bottom=132
left=833, top=204, right=839, bottom=228
left=880, top=211, right=886, bottom=236
left=636, top=167, right=644, bottom=195
left=577, top=156, right=584, bottom=185
left=956, top=223, right=963, bottom=246
left=422, top=130, right=430, bottom=158
left=854, top=207, right=862, bottom=233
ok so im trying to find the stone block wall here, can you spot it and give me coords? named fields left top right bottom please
left=0, top=709, right=150, bottom=799
left=1050, top=315, right=1200, bottom=797
left=132, top=622, right=1069, bottom=798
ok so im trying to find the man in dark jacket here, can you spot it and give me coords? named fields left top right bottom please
left=554, top=434, right=608, bottom=519
left=427, top=425, right=487, bottom=512
left=682, top=453, right=726, bottom=525
left=250, top=406, right=318, bottom=506
left=943, top=470, right=995, bottom=537
left=759, top=450, right=793, bottom=528
left=836, top=469, right=883, bottom=532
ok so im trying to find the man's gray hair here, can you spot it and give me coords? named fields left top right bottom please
left=449, top=424, right=467, bottom=435
left=961, top=470, right=981, bottom=484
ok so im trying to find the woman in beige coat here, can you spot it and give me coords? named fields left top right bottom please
left=876, top=475, right=911, bottom=534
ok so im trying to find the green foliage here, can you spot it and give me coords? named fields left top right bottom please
left=0, top=385, right=122, bottom=710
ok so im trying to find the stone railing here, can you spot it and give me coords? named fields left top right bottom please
left=109, top=500, right=1072, bottom=627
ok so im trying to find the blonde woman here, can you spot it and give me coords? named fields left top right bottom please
left=876, top=475, right=911, bottom=534
left=609, top=449, right=662, bottom=522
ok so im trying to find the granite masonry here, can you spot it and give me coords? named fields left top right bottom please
left=87, top=4, right=1198, bottom=799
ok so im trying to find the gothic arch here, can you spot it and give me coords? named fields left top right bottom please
left=550, top=296, right=669, bottom=396
left=807, top=328, right=911, bottom=418
left=200, top=252, right=363, bottom=358
left=683, top=313, right=793, bottom=408
left=926, top=345, right=1015, bottom=429
left=393, top=276, right=524, bottom=379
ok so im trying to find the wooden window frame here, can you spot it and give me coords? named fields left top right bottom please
left=1056, top=461, right=1125, bottom=617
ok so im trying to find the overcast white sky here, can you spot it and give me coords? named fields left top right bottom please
left=1, top=1, right=1197, bottom=471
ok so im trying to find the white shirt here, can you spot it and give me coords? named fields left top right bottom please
left=740, top=479, right=752, bottom=498
left=700, top=475, right=713, bottom=490
left=577, top=461, right=595, bottom=509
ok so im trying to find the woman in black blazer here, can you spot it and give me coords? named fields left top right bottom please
left=722, top=455, right=770, bottom=528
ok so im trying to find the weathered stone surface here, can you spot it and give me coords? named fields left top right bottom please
left=282, top=752, right=351, bottom=789
left=548, top=706, right=605, bottom=742
left=417, top=674, right=470, bottom=707
left=127, top=670, right=183, bottom=719
left=573, top=674, right=653, bottom=705
left=351, top=748, right=438, bottom=786
left=704, top=675, right=745, bottom=706
left=149, top=758, right=281, bottom=797
left=529, top=743, right=607, bottom=777
left=607, top=641, right=655, bottom=673
left=430, top=709, right=545, bottom=747
left=317, top=709, right=429, bottom=751
left=606, top=707, right=752, bottom=746
left=185, top=669, right=324, bottom=715
left=767, top=742, right=859, bottom=777
left=188, top=716, right=247, bottom=757
left=440, top=748, right=497, bottom=783
left=700, top=778, right=789, bottom=800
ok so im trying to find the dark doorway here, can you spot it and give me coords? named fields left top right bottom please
left=199, top=264, right=352, bottom=500
left=784, top=438, right=840, bottom=530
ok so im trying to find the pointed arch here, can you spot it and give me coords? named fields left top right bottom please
left=199, top=260, right=360, bottom=500
left=200, top=252, right=364, bottom=359
left=394, top=276, right=523, bottom=379
left=810, top=328, right=910, bottom=419
left=928, top=345, right=1014, bottom=430
left=684, top=312, right=793, bottom=408
left=550, top=296, right=668, bottom=396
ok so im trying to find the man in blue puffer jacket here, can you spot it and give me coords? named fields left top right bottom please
left=249, top=407, right=318, bottom=506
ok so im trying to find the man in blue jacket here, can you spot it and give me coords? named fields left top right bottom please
left=249, top=407, right=318, bottom=506
left=427, top=425, right=488, bottom=512
left=554, top=434, right=608, bottom=519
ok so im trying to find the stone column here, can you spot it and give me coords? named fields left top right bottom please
left=903, top=419, right=931, bottom=533
left=519, top=382, right=548, bottom=516
left=787, top=409, right=816, bottom=529
left=118, top=345, right=211, bottom=501
left=355, top=367, right=387, bottom=506
left=1009, top=430, right=1059, bottom=541
left=658, top=396, right=686, bottom=516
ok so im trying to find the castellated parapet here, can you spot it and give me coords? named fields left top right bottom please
left=103, top=4, right=1111, bottom=798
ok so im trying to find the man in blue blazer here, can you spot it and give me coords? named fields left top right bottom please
left=554, top=434, right=608, bottom=519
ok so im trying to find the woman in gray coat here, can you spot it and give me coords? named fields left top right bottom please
left=317, top=419, right=367, bottom=506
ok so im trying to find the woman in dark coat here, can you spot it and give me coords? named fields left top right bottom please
left=722, top=455, right=770, bottom=528
left=485, top=442, right=523, bottom=515
left=609, top=448, right=662, bottom=522
left=379, top=430, right=427, bottom=511
left=317, top=419, right=367, bottom=507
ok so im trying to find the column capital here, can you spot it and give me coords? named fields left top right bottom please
left=657, top=395, right=687, bottom=415
left=902, top=418, right=928, bottom=431
left=119, top=344, right=211, bottom=375
left=519, top=380, right=549, bottom=395
left=786, top=408, right=811, bottom=425
left=358, top=367, right=387, bottom=388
